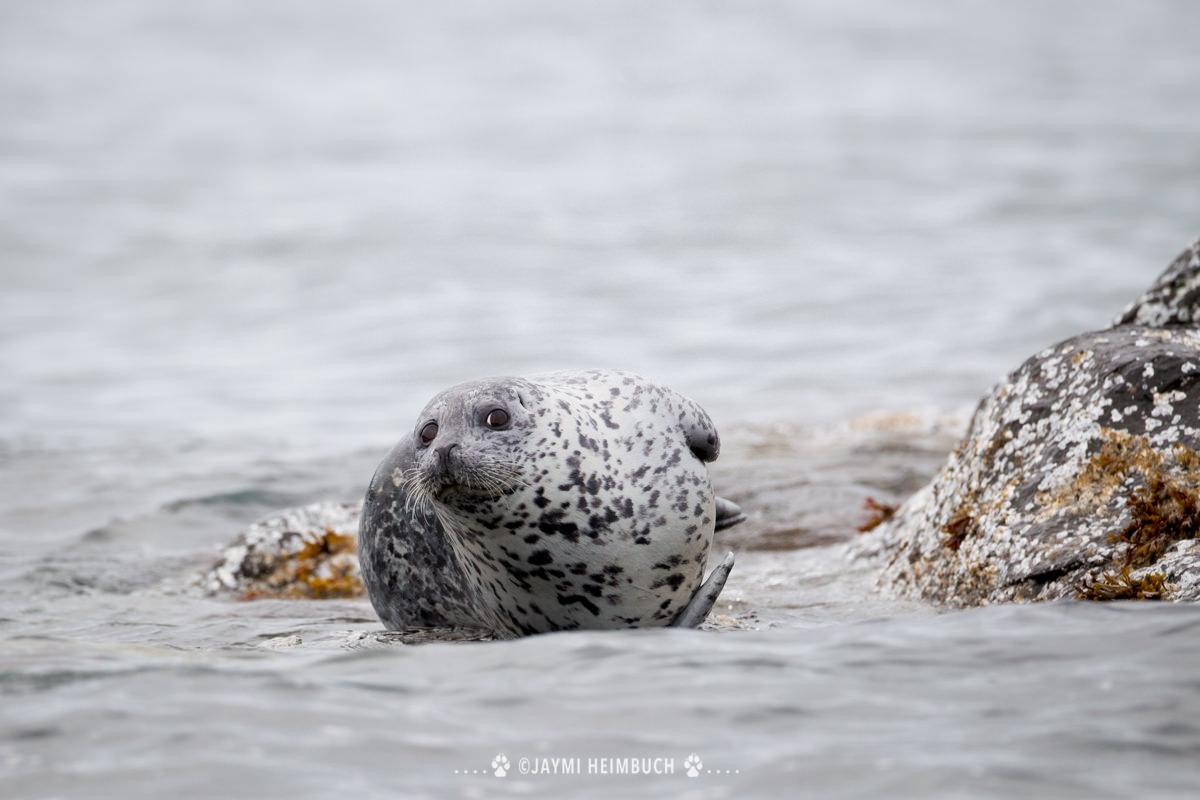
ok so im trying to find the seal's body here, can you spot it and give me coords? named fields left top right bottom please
left=359, top=370, right=742, bottom=636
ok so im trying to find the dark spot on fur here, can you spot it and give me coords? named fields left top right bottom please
left=557, top=593, right=601, bottom=616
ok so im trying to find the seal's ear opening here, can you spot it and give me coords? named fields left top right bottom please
left=681, top=401, right=721, bottom=463
left=687, top=432, right=719, bottom=463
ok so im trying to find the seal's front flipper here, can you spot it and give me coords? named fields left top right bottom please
left=670, top=552, right=735, bottom=629
left=714, top=497, right=746, bottom=532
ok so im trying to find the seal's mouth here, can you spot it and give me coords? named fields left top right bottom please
left=430, top=480, right=476, bottom=503
left=417, top=459, right=529, bottom=508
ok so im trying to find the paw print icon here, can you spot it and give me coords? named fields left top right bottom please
left=491, top=753, right=510, bottom=777
left=683, top=753, right=703, bottom=778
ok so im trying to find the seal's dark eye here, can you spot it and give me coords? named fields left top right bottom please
left=485, top=409, right=510, bottom=429
left=419, top=421, right=438, bottom=446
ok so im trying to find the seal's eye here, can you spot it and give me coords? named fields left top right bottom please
left=485, top=409, right=510, bottom=429
left=418, top=421, right=438, bottom=446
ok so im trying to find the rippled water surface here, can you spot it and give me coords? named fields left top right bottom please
left=4, top=1, right=1200, bottom=797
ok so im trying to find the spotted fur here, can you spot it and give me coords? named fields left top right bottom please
left=358, top=370, right=732, bottom=636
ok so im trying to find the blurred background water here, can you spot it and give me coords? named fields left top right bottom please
left=3, top=1, right=1200, bottom=798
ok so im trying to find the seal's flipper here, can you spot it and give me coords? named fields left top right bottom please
left=714, top=497, right=746, bottom=532
left=670, top=551, right=735, bottom=628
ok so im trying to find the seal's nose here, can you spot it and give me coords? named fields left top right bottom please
left=435, top=442, right=459, bottom=472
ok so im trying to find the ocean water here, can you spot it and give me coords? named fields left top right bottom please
left=3, top=1, right=1200, bottom=797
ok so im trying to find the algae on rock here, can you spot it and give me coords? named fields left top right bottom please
left=201, top=502, right=365, bottom=599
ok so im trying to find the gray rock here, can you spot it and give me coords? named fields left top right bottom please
left=200, top=502, right=364, bottom=599
left=860, top=238, right=1200, bottom=604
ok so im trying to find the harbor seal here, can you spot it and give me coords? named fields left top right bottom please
left=358, top=369, right=744, bottom=636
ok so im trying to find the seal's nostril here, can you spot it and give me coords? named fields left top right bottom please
left=435, top=442, right=459, bottom=465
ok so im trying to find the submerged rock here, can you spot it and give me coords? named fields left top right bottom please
left=711, top=415, right=961, bottom=551
left=201, top=502, right=365, bottom=599
left=862, top=238, right=1200, bottom=604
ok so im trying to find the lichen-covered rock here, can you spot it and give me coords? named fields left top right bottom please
left=201, top=502, right=365, bottom=599
left=862, top=238, right=1200, bottom=604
